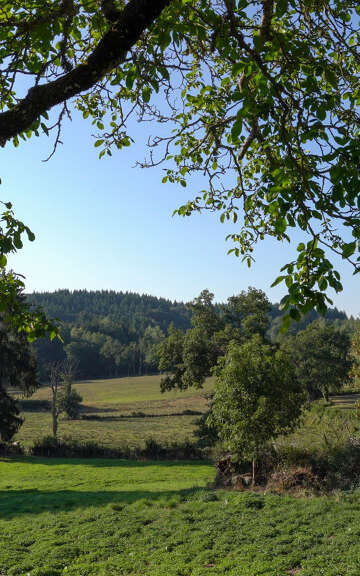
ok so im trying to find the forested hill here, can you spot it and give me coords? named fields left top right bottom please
left=27, top=289, right=350, bottom=381
left=29, top=290, right=191, bottom=331
left=28, top=290, right=191, bottom=380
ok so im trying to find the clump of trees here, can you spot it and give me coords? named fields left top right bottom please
left=48, top=359, right=83, bottom=439
left=158, top=287, right=272, bottom=391
left=31, top=289, right=350, bottom=383
left=281, top=321, right=351, bottom=401
left=158, top=287, right=354, bottom=483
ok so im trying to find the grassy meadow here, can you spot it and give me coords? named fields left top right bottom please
left=14, top=375, right=213, bottom=448
left=4, top=382, right=360, bottom=575
left=14, top=373, right=360, bottom=455
left=3, top=457, right=360, bottom=575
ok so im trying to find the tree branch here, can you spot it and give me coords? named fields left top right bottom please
left=0, top=0, right=171, bottom=146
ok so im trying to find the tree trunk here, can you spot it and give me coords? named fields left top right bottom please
left=52, top=388, right=58, bottom=439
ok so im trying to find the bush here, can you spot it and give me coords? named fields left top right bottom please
left=58, top=389, right=83, bottom=419
left=0, top=441, right=24, bottom=456
left=29, top=435, right=207, bottom=460
left=29, top=436, right=127, bottom=458
left=18, top=399, right=51, bottom=412
left=215, top=436, right=360, bottom=494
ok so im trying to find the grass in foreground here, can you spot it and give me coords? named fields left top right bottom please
left=2, top=458, right=360, bottom=575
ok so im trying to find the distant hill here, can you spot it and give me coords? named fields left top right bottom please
left=27, top=289, right=351, bottom=381
left=28, top=290, right=191, bottom=379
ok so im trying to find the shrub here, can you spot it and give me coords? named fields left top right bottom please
left=58, top=389, right=83, bottom=419
left=19, top=399, right=51, bottom=412
left=0, top=441, right=24, bottom=456
left=29, top=436, right=206, bottom=460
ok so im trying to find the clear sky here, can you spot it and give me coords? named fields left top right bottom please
left=2, top=103, right=358, bottom=316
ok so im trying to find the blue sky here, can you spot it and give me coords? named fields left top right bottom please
left=2, top=104, right=358, bottom=315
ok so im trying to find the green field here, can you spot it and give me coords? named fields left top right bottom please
left=2, top=457, right=360, bottom=575
left=14, top=375, right=359, bottom=453
left=15, top=375, right=213, bottom=448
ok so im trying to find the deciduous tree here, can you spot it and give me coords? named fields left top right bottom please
left=350, top=326, right=360, bottom=387
left=1, top=0, right=360, bottom=331
left=0, top=296, right=38, bottom=441
left=281, top=320, right=351, bottom=400
left=210, top=335, right=304, bottom=483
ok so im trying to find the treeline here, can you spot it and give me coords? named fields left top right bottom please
left=27, top=289, right=352, bottom=381
left=29, top=290, right=191, bottom=379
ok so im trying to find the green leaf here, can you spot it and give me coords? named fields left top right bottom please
left=142, top=87, right=151, bottom=103
left=342, top=242, right=356, bottom=259
left=231, top=118, right=243, bottom=142
left=271, top=275, right=286, bottom=287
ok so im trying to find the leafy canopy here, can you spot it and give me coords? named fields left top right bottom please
left=210, top=335, right=305, bottom=464
left=1, top=0, right=360, bottom=331
left=0, top=319, right=39, bottom=441
left=281, top=320, right=351, bottom=400
left=158, top=287, right=271, bottom=390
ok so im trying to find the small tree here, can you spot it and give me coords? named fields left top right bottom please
left=57, top=388, right=83, bottom=420
left=210, top=336, right=305, bottom=484
left=57, top=358, right=82, bottom=419
left=158, top=324, right=185, bottom=392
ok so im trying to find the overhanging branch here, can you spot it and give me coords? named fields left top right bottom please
left=0, top=0, right=171, bottom=146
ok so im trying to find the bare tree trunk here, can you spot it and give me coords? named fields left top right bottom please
left=52, top=388, right=58, bottom=439
left=252, top=459, right=256, bottom=486
left=49, top=363, right=62, bottom=440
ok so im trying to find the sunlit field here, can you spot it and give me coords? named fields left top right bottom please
left=15, top=375, right=213, bottom=448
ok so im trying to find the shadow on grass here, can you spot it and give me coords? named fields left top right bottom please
left=80, top=410, right=203, bottom=421
left=0, top=456, right=210, bottom=467
left=0, top=486, right=203, bottom=518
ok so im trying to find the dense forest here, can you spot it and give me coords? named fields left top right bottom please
left=28, top=290, right=191, bottom=379
left=27, top=290, right=352, bottom=381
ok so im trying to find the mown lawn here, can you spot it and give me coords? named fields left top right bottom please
left=1, top=458, right=360, bottom=576
left=14, top=375, right=213, bottom=448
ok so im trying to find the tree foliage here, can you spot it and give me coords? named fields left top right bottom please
left=158, top=287, right=271, bottom=390
left=210, top=336, right=304, bottom=477
left=31, top=289, right=189, bottom=379
left=0, top=211, right=57, bottom=339
left=0, top=315, right=38, bottom=441
left=0, top=0, right=360, bottom=328
left=349, top=325, right=360, bottom=387
left=281, top=320, right=351, bottom=400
